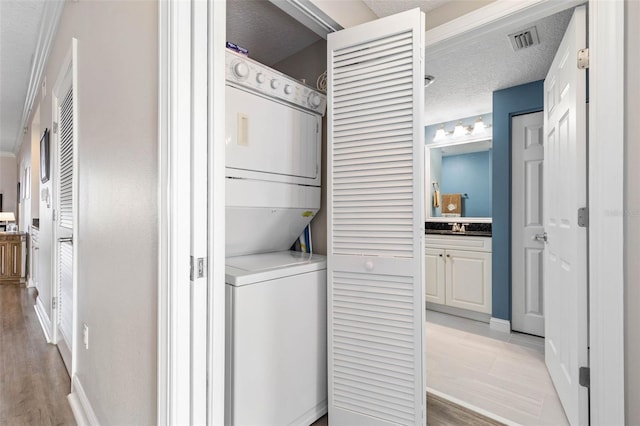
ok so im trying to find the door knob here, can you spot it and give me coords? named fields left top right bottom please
left=532, top=232, right=548, bottom=243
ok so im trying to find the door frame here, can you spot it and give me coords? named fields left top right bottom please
left=158, top=0, right=625, bottom=423
left=157, top=0, right=226, bottom=424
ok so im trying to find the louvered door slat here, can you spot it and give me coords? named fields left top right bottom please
left=328, top=8, right=425, bottom=426
left=335, top=33, right=411, bottom=57
left=59, top=86, right=74, bottom=230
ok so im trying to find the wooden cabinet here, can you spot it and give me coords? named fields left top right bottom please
left=425, top=235, right=492, bottom=314
left=0, top=233, right=26, bottom=284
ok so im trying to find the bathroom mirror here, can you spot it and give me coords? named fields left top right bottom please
left=425, top=136, right=492, bottom=222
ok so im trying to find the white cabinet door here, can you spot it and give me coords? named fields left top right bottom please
left=445, top=250, right=492, bottom=314
left=425, top=248, right=445, bottom=304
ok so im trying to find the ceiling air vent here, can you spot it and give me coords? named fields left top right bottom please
left=508, top=26, right=540, bottom=51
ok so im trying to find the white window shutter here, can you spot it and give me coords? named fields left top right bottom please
left=327, top=9, right=425, bottom=425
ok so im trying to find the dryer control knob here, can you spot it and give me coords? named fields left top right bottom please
left=308, top=92, right=322, bottom=108
left=233, top=61, right=249, bottom=79
left=256, top=73, right=266, bottom=83
left=284, top=84, right=293, bottom=95
left=270, top=79, right=280, bottom=89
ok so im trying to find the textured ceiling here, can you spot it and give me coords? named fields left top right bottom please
left=227, top=0, right=322, bottom=67
left=0, top=0, right=46, bottom=154
left=424, top=8, right=574, bottom=125
left=227, top=1, right=573, bottom=126
left=362, top=0, right=449, bottom=16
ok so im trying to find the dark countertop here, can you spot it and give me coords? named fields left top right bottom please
left=425, top=220, right=492, bottom=237
left=425, top=229, right=492, bottom=237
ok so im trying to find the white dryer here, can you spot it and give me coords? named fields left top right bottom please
left=225, top=49, right=326, bottom=257
left=225, top=251, right=327, bottom=426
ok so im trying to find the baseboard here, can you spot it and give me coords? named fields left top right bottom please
left=68, top=375, right=100, bottom=426
left=426, top=386, right=519, bottom=426
left=291, top=399, right=327, bottom=426
left=34, top=297, right=52, bottom=343
left=489, top=317, right=511, bottom=333
left=426, top=302, right=491, bottom=323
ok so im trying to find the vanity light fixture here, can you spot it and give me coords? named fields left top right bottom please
left=472, top=117, right=492, bottom=136
left=434, top=125, right=447, bottom=141
left=433, top=117, right=493, bottom=142
left=452, top=121, right=469, bottom=138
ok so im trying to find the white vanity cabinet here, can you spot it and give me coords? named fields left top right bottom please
left=425, top=235, right=492, bottom=314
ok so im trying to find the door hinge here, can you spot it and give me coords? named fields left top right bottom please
left=52, top=121, right=59, bottom=134
left=579, top=366, right=590, bottom=388
left=52, top=209, right=57, bottom=222
left=52, top=297, right=57, bottom=310
left=578, top=207, right=589, bottom=227
left=578, top=48, right=589, bottom=69
left=190, top=256, right=207, bottom=281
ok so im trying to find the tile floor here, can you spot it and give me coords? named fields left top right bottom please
left=425, top=310, right=569, bottom=426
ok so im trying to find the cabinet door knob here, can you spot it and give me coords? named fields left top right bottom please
left=439, top=254, right=443, bottom=257
left=446, top=254, right=451, bottom=258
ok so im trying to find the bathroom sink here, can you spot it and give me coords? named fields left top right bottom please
left=425, top=229, right=492, bottom=237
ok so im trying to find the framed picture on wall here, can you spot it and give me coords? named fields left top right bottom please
left=40, top=128, right=50, bottom=183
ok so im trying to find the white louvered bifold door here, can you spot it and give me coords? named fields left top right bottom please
left=54, top=44, right=77, bottom=375
left=58, top=85, right=74, bottom=347
left=327, top=9, right=425, bottom=425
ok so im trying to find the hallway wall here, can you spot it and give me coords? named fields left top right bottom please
left=26, top=1, right=158, bottom=423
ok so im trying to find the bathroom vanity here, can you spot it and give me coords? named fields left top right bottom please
left=425, top=230, right=492, bottom=315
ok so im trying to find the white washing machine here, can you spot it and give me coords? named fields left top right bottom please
left=225, top=251, right=327, bottom=426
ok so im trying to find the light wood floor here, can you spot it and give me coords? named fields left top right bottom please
left=426, top=310, right=569, bottom=425
left=0, top=284, right=75, bottom=425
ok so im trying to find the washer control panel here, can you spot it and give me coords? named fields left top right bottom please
left=225, top=49, right=326, bottom=115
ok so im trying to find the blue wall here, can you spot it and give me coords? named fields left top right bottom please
left=441, top=151, right=492, bottom=217
left=492, top=80, right=544, bottom=321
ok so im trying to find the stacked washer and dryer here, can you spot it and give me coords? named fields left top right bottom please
left=224, top=49, right=328, bottom=425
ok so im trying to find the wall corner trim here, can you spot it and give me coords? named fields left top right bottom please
left=68, top=375, right=100, bottom=426
left=490, top=317, right=511, bottom=333
left=33, top=298, right=52, bottom=343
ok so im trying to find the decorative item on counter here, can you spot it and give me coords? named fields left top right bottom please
left=442, top=193, right=462, bottom=217
left=432, top=182, right=440, bottom=208
left=226, top=41, right=248, bottom=56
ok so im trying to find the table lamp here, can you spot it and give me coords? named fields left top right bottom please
left=0, top=212, right=16, bottom=230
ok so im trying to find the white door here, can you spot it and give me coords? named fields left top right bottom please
left=327, top=8, right=425, bottom=425
left=512, top=111, right=545, bottom=336
left=543, top=6, right=588, bottom=425
left=53, top=41, right=78, bottom=375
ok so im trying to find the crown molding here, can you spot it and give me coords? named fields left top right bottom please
left=12, top=0, right=65, bottom=155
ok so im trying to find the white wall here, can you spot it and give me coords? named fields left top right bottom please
left=625, top=0, right=640, bottom=423
left=28, top=1, right=158, bottom=423
left=0, top=155, right=17, bottom=214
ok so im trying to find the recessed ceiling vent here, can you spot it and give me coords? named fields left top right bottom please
left=508, top=26, right=540, bottom=51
